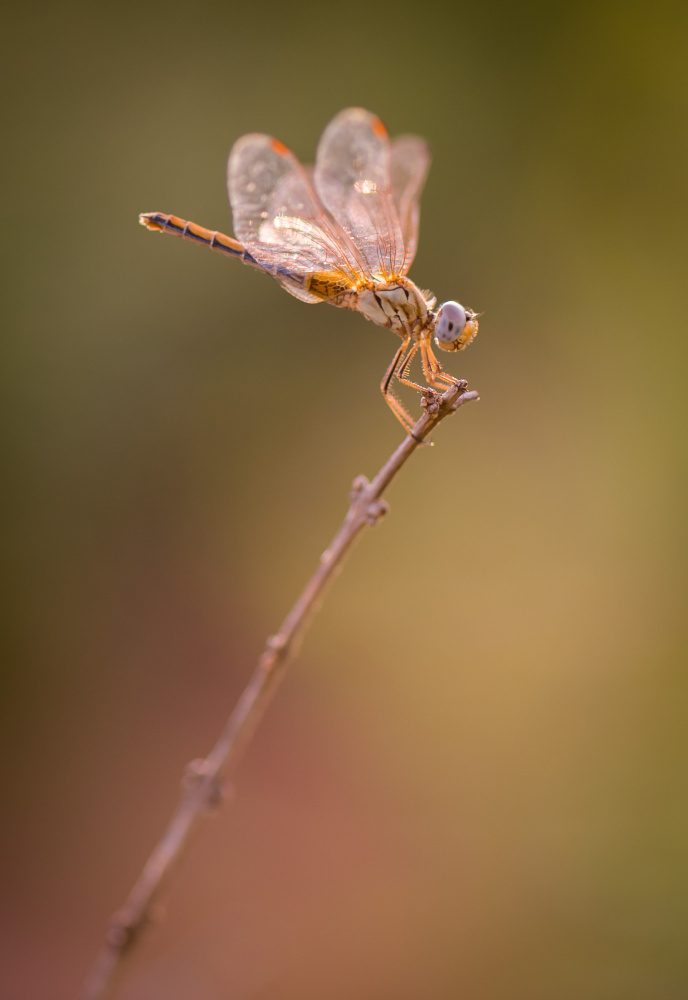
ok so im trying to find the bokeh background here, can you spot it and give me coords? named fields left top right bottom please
left=2, top=1, right=687, bottom=997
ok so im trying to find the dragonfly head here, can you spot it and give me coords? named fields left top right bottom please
left=433, top=301, right=480, bottom=352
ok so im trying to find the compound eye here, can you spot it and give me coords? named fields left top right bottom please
left=435, top=301, right=467, bottom=345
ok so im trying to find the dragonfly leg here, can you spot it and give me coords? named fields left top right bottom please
left=380, top=337, right=417, bottom=434
left=396, top=342, right=424, bottom=392
left=397, top=342, right=443, bottom=410
left=421, top=339, right=461, bottom=389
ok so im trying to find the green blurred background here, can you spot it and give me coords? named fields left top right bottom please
left=2, top=1, right=687, bottom=997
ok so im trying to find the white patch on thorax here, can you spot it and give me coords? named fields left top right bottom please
left=356, top=282, right=429, bottom=334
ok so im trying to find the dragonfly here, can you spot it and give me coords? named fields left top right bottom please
left=139, top=107, right=480, bottom=434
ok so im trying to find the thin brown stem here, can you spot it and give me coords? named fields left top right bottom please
left=79, top=380, right=479, bottom=1000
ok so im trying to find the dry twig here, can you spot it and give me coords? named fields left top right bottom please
left=79, top=380, right=479, bottom=1000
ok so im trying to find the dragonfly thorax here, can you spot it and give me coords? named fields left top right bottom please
left=356, top=280, right=432, bottom=335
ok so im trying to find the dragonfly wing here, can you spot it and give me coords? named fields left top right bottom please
left=390, top=135, right=431, bottom=275
left=227, top=134, right=369, bottom=299
left=314, top=108, right=406, bottom=281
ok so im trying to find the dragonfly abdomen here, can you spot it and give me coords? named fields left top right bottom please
left=138, top=213, right=260, bottom=268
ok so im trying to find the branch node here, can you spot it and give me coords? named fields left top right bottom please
left=449, top=384, right=478, bottom=413
left=420, top=390, right=442, bottom=415
left=266, top=634, right=288, bottom=654
left=183, top=758, right=210, bottom=785
left=350, top=474, right=370, bottom=499
left=106, top=912, right=139, bottom=952
left=183, top=758, right=225, bottom=810
left=364, top=499, right=389, bottom=525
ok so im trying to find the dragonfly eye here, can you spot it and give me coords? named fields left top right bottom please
left=435, top=301, right=467, bottom=351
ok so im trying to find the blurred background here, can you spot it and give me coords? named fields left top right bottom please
left=2, top=1, right=687, bottom=997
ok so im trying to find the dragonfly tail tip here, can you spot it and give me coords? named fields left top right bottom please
left=139, top=212, right=162, bottom=230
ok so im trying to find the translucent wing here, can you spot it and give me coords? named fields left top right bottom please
left=314, top=108, right=407, bottom=281
left=227, top=134, right=370, bottom=302
left=390, top=135, right=430, bottom=275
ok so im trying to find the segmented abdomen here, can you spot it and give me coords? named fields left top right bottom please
left=138, top=213, right=260, bottom=267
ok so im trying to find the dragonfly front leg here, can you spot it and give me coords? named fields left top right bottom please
left=420, top=338, right=460, bottom=389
